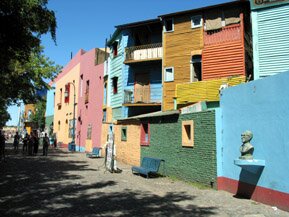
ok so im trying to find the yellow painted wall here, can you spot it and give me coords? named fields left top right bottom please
left=163, top=14, right=204, bottom=111
left=53, top=63, right=80, bottom=145
left=176, top=76, right=246, bottom=105
left=114, top=122, right=141, bottom=166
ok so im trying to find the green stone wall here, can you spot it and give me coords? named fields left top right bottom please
left=141, top=110, right=217, bottom=186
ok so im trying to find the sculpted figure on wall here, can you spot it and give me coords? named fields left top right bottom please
left=239, top=130, right=254, bottom=160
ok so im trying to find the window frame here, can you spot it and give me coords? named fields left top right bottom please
left=140, top=122, right=150, bottom=146
left=191, top=15, right=203, bottom=29
left=164, top=18, right=174, bottom=33
left=182, top=120, right=194, bottom=147
left=121, top=126, right=127, bottom=142
left=112, top=77, right=118, bottom=94
left=164, top=67, right=174, bottom=82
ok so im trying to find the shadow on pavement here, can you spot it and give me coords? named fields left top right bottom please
left=0, top=147, right=218, bottom=217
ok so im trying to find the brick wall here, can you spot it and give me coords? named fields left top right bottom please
left=141, top=110, right=217, bottom=186
left=114, top=121, right=141, bottom=166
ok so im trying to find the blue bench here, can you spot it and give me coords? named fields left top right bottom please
left=86, top=147, right=101, bottom=158
left=132, top=157, right=164, bottom=178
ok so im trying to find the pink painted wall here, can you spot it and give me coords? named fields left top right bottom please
left=76, top=48, right=104, bottom=151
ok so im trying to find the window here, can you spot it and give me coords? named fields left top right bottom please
left=164, top=67, right=174, bottom=82
left=80, top=74, right=83, bottom=97
left=191, top=55, right=202, bottom=82
left=121, top=126, right=127, bottom=141
left=59, top=88, right=62, bottom=104
left=191, top=15, right=203, bottom=28
left=112, top=41, right=118, bottom=57
left=140, top=123, right=150, bottom=146
left=64, top=83, right=70, bottom=103
left=85, top=80, right=90, bottom=103
left=102, top=110, right=107, bottom=123
left=87, top=124, right=92, bottom=140
left=58, top=120, right=61, bottom=131
left=182, top=120, right=194, bottom=147
left=164, top=18, right=174, bottom=32
left=112, top=77, right=118, bottom=94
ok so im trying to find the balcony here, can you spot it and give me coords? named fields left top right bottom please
left=123, top=89, right=161, bottom=107
left=176, top=76, right=245, bottom=105
left=124, top=43, right=162, bottom=64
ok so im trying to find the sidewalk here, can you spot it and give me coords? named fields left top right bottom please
left=0, top=146, right=288, bottom=217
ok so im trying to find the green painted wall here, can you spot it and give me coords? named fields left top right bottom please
left=141, top=110, right=217, bottom=186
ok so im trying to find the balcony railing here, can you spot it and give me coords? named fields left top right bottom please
left=125, top=43, right=162, bottom=63
left=124, top=90, right=133, bottom=104
left=176, top=76, right=245, bottom=105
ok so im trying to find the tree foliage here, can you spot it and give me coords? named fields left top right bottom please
left=0, top=0, right=61, bottom=126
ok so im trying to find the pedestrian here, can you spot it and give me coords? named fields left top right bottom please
left=43, top=133, right=49, bottom=156
left=0, top=130, right=6, bottom=162
left=27, top=134, right=33, bottom=156
left=13, top=132, right=20, bottom=152
left=22, top=133, right=29, bottom=152
left=33, top=131, right=39, bottom=155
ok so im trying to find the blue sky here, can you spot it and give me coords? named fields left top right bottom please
left=7, top=0, right=234, bottom=126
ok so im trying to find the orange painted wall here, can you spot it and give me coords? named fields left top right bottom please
left=202, top=16, right=245, bottom=80
left=163, top=14, right=204, bottom=111
left=114, top=122, right=141, bottom=166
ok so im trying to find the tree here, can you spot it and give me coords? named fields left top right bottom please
left=0, top=0, right=60, bottom=105
left=30, top=99, right=46, bottom=130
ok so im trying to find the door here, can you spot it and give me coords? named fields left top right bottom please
left=134, top=73, right=150, bottom=103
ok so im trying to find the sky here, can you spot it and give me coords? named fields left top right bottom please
left=7, top=0, right=234, bottom=126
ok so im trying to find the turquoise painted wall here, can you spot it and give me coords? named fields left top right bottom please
left=220, top=71, right=289, bottom=194
left=252, top=4, right=289, bottom=79
left=109, top=31, right=128, bottom=110
left=141, top=111, right=217, bottom=187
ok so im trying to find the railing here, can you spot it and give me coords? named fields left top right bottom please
left=176, top=76, right=245, bottom=105
left=125, top=43, right=162, bottom=62
left=123, top=90, right=133, bottom=104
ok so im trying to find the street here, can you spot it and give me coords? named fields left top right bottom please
left=0, top=144, right=288, bottom=217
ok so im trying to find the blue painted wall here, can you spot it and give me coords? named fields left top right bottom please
left=45, top=83, right=55, bottom=117
left=220, top=71, right=289, bottom=194
left=109, top=31, right=128, bottom=110
left=252, top=4, right=289, bottom=79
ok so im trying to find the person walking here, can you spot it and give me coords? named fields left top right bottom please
left=33, top=131, right=39, bottom=155
left=0, top=130, right=6, bottom=162
left=22, top=133, right=29, bottom=153
left=13, top=132, right=20, bottom=152
left=27, top=134, right=33, bottom=156
left=42, top=133, right=49, bottom=156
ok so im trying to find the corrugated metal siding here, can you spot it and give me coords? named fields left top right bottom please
left=110, top=34, right=128, bottom=109
left=256, top=5, right=289, bottom=78
left=203, top=22, right=245, bottom=80
left=176, top=76, right=245, bottom=104
left=202, top=41, right=245, bottom=80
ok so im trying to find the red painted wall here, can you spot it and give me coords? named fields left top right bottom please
left=76, top=48, right=104, bottom=151
left=202, top=15, right=245, bottom=80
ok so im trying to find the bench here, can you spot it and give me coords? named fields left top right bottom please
left=86, top=147, right=101, bottom=158
left=132, top=157, right=164, bottom=178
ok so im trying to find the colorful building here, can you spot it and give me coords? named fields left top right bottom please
left=23, top=104, right=36, bottom=135
left=76, top=48, right=107, bottom=152
left=53, top=50, right=83, bottom=148
left=159, top=1, right=250, bottom=111
left=250, top=0, right=289, bottom=79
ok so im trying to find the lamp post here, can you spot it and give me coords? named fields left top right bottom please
left=64, top=82, right=76, bottom=151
